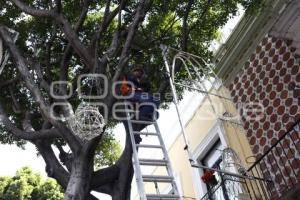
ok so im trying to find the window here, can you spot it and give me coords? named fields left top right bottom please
left=198, top=140, right=245, bottom=200
left=200, top=139, right=223, bottom=191
left=191, top=121, right=229, bottom=199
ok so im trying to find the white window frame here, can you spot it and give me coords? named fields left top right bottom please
left=190, top=120, right=228, bottom=200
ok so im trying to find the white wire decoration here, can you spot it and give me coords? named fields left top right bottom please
left=221, top=147, right=247, bottom=175
left=221, top=147, right=248, bottom=199
left=68, top=102, right=105, bottom=141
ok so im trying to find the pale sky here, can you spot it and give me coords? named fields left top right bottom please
left=0, top=8, right=243, bottom=200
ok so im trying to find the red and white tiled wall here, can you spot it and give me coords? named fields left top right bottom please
left=228, top=35, right=300, bottom=196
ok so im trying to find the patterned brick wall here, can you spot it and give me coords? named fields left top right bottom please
left=228, top=36, right=300, bottom=196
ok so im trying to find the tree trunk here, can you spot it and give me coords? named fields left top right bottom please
left=110, top=122, right=143, bottom=200
left=64, top=156, right=93, bottom=200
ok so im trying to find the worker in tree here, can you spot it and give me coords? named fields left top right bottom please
left=121, top=67, right=160, bottom=144
left=121, top=67, right=160, bottom=121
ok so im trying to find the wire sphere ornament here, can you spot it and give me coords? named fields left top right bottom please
left=68, top=102, right=105, bottom=141
left=221, top=147, right=248, bottom=199
left=221, top=147, right=247, bottom=175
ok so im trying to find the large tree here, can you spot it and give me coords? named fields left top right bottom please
left=0, top=0, right=262, bottom=199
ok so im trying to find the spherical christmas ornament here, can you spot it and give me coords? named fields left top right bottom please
left=221, top=147, right=247, bottom=175
left=68, top=102, right=105, bottom=141
left=221, top=148, right=248, bottom=199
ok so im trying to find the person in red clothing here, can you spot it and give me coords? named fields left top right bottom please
left=121, top=67, right=160, bottom=120
left=121, top=67, right=160, bottom=144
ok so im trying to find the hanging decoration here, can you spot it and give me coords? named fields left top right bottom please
left=221, top=148, right=248, bottom=199
left=68, top=102, right=105, bottom=141
left=221, top=147, right=247, bottom=175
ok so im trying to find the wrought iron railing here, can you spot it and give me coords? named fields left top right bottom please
left=200, top=119, right=300, bottom=200
left=200, top=172, right=271, bottom=200
left=246, top=119, right=300, bottom=199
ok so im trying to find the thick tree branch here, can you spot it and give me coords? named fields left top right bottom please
left=112, top=0, right=153, bottom=81
left=0, top=26, right=50, bottom=119
left=35, top=140, right=70, bottom=188
left=32, top=61, right=51, bottom=93
left=90, top=0, right=112, bottom=73
left=93, top=183, right=114, bottom=195
left=59, top=0, right=91, bottom=94
left=57, top=144, right=73, bottom=172
left=55, top=0, right=62, bottom=13
left=9, top=0, right=94, bottom=69
left=105, top=0, right=153, bottom=111
left=8, top=85, right=22, bottom=114
left=0, top=26, right=82, bottom=154
left=55, top=14, right=95, bottom=69
left=91, top=164, right=120, bottom=188
left=110, top=121, right=143, bottom=199
left=44, top=23, right=58, bottom=84
left=0, top=103, right=61, bottom=140
left=181, top=0, right=193, bottom=51
left=0, top=76, right=20, bottom=88
left=9, top=0, right=55, bottom=17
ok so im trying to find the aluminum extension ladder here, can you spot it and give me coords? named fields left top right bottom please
left=125, top=106, right=182, bottom=200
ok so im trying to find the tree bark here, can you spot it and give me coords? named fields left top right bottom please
left=1, top=1, right=155, bottom=199
left=111, top=123, right=134, bottom=200
left=64, top=154, right=93, bottom=200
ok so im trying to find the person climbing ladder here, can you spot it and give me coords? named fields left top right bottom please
left=121, top=66, right=160, bottom=121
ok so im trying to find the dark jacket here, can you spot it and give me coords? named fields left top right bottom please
left=127, top=75, right=151, bottom=93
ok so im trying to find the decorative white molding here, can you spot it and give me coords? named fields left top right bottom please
left=215, top=0, right=291, bottom=86
left=269, top=0, right=300, bottom=55
left=190, top=120, right=229, bottom=200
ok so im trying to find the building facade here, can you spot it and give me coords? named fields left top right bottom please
left=216, top=0, right=300, bottom=198
left=133, top=0, right=300, bottom=199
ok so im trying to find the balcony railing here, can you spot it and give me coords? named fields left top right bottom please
left=200, top=119, right=300, bottom=200
left=246, top=119, right=300, bottom=199
left=200, top=172, right=271, bottom=200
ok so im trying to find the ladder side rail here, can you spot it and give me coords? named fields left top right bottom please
left=161, top=45, right=194, bottom=163
left=124, top=102, right=147, bottom=200
left=153, top=121, right=182, bottom=199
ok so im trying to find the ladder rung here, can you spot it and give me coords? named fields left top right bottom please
left=136, top=144, right=162, bottom=149
left=142, top=175, right=173, bottom=182
left=146, top=194, right=180, bottom=199
left=130, top=120, right=155, bottom=125
left=133, top=131, right=158, bottom=136
left=139, top=159, right=168, bottom=166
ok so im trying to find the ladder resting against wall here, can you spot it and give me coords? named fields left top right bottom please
left=124, top=103, right=182, bottom=200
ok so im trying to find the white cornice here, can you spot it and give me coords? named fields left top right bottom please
left=269, top=0, right=300, bottom=55
left=215, top=0, right=293, bottom=86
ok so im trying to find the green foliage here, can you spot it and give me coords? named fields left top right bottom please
left=0, top=0, right=262, bottom=162
left=94, top=131, right=122, bottom=169
left=0, top=167, right=64, bottom=200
